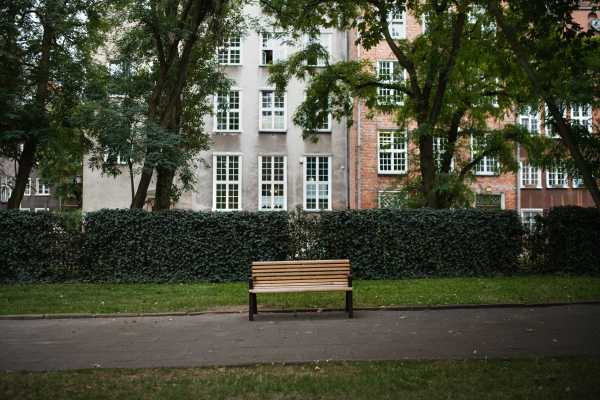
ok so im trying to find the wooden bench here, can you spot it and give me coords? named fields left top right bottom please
left=248, top=259, right=353, bottom=321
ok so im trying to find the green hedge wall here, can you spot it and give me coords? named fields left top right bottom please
left=318, top=209, right=524, bottom=279
left=79, top=209, right=291, bottom=283
left=539, top=206, right=600, bottom=274
left=0, top=210, right=54, bottom=283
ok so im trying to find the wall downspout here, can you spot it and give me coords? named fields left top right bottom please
left=344, top=30, right=349, bottom=209
left=357, top=26, right=362, bottom=209
left=516, top=142, right=520, bottom=215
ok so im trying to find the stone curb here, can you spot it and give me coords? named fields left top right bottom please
left=1, top=301, right=599, bottom=320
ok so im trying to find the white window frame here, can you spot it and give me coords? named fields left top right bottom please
left=304, top=91, right=332, bottom=132
left=35, top=208, right=49, bottom=212
left=471, top=136, right=499, bottom=176
left=214, top=90, right=242, bottom=133
left=217, top=35, right=242, bottom=65
left=19, top=207, right=30, bottom=212
left=520, top=161, right=542, bottom=188
left=1, top=175, right=12, bottom=202
left=213, top=154, right=242, bottom=211
left=24, top=178, right=31, bottom=196
left=570, top=104, right=592, bottom=133
left=259, top=90, right=287, bottom=132
left=261, top=32, right=286, bottom=65
left=546, top=166, right=568, bottom=188
left=544, top=105, right=566, bottom=139
left=377, top=60, right=405, bottom=105
left=258, top=155, right=287, bottom=211
left=305, top=32, right=332, bottom=67
left=518, top=107, right=540, bottom=135
left=434, top=136, right=454, bottom=171
left=378, top=129, right=407, bottom=174
left=303, top=155, right=332, bottom=211
left=36, top=178, right=50, bottom=196
left=387, top=8, right=406, bottom=39
left=521, top=208, right=543, bottom=232
left=572, top=169, right=584, bottom=188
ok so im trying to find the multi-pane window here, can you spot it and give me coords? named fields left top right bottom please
left=572, top=169, right=584, bottom=188
left=522, top=209, right=543, bottom=232
left=377, top=61, right=404, bottom=105
left=475, top=193, right=503, bottom=209
left=24, top=178, right=31, bottom=196
left=433, top=136, right=453, bottom=171
left=518, top=108, right=540, bottom=135
left=378, top=130, right=407, bottom=173
left=36, top=179, right=50, bottom=196
left=306, top=33, right=332, bottom=66
left=543, top=105, right=566, bottom=139
left=260, top=91, right=286, bottom=131
left=213, top=155, right=241, bottom=210
left=378, top=190, right=408, bottom=208
left=387, top=8, right=406, bottom=39
left=259, top=156, right=286, bottom=210
left=471, top=136, right=498, bottom=175
left=218, top=35, right=242, bottom=65
left=215, top=91, right=241, bottom=132
left=547, top=166, right=567, bottom=188
left=304, top=156, right=331, bottom=211
left=571, top=104, right=592, bottom=132
left=261, top=32, right=286, bottom=65
left=1, top=175, right=12, bottom=202
left=521, top=162, right=541, bottom=188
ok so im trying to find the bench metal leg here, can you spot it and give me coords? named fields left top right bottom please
left=253, top=293, right=258, bottom=314
left=346, top=291, right=353, bottom=318
left=249, top=293, right=254, bottom=321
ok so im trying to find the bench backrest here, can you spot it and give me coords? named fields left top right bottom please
left=251, top=260, right=351, bottom=288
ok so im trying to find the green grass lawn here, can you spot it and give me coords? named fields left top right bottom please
left=1, top=358, right=599, bottom=399
left=1, top=276, right=599, bottom=315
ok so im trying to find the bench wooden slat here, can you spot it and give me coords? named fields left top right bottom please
left=249, top=259, right=353, bottom=321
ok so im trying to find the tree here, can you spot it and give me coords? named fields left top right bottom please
left=261, top=0, right=545, bottom=209
left=487, top=0, right=600, bottom=209
left=94, top=0, right=247, bottom=210
left=0, top=0, right=105, bottom=209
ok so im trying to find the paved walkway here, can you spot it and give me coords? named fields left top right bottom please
left=1, top=304, right=599, bottom=372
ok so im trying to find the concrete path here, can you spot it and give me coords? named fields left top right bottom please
left=1, top=304, right=599, bottom=372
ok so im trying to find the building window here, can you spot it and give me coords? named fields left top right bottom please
left=378, top=129, right=407, bottom=174
left=215, top=90, right=241, bottom=132
left=1, top=175, right=12, bottom=202
left=387, top=8, right=406, bottom=39
left=471, top=136, right=498, bottom=175
left=218, top=35, right=242, bottom=65
left=36, top=179, right=50, bottom=196
left=24, top=178, right=31, bottom=196
left=543, top=104, right=566, bottom=139
left=522, top=209, right=543, bottom=232
left=259, top=156, right=286, bottom=210
left=261, top=32, right=286, bottom=65
left=518, top=108, right=540, bottom=135
left=433, top=136, right=453, bottom=171
left=521, top=162, right=541, bottom=188
left=475, top=193, right=503, bottom=209
left=571, top=104, right=592, bottom=132
left=306, top=32, right=332, bottom=66
left=104, top=150, right=129, bottom=165
left=377, top=61, right=404, bottom=105
left=572, top=169, right=584, bottom=188
left=304, top=156, right=331, bottom=211
left=213, top=155, right=241, bottom=210
left=35, top=208, right=49, bottom=212
left=378, top=190, right=408, bottom=208
left=546, top=166, right=567, bottom=188
left=260, top=91, right=286, bottom=132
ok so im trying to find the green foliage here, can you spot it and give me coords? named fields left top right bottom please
left=318, top=209, right=524, bottom=279
left=0, top=210, right=54, bottom=283
left=525, top=206, right=600, bottom=275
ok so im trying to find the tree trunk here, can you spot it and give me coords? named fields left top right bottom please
left=491, top=6, right=600, bottom=210
left=154, top=166, right=176, bottom=211
left=131, top=165, right=153, bottom=209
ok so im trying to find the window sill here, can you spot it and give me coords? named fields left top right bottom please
left=213, top=130, right=243, bottom=134
left=378, top=171, right=407, bottom=175
left=546, top=185, right=568, bottom=189
left=259, top=130, right=287, bottom=134
left=522, top=186, right=542, bottom=189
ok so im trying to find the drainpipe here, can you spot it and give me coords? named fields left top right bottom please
left=516, top=142, right=520, bottom=216
left=357, top=26, right=362, bottom=209
left=344, top=30, right=350, bottom=209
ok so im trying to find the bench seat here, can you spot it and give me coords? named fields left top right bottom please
left=249, top=260, right=353, bottom=320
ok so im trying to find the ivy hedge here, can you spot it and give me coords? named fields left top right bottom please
left=318, top=209, right=524, bottom=279
left=0, top=206, right=597, bottom=284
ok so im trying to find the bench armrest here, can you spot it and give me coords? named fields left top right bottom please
left=347, top=274, right=353, bottom=287
left=248, top=276, right=254, bottom=289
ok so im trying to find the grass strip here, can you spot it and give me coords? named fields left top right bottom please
left=1, top=357, right=598, bottom=399
left=1, top=276, right=599, bottom=315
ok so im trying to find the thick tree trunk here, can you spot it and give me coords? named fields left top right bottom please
left=154, top=166, right=176, bottom=211
left=7, top=139, right=37, bottom=209
left=131, top=165, right=153, bottom=209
